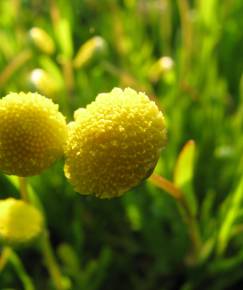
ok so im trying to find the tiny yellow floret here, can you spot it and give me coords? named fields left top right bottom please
left=64, top=87, right=166, bottom=198
left=0, top=92, right=67, bottom=176
left=0, top=198, right=44, bottom=246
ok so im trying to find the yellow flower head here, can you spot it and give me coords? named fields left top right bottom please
left=0, top=92, right=67, bottom=176
left=0, top=198, right=44, bottom=246
left=64, top=87, right=166, bottom=198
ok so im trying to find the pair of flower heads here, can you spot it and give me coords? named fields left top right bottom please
left=0, top=88, right=166, bottom=246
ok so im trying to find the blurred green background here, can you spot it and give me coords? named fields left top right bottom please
left=0, top=0, right=243, bottom=289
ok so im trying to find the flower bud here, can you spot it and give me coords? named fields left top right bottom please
left=29, top=27, right=55, bottom=54
left=0, top=92, right=67, bottom=176
left=0, top=198, right=44, bottom=246
left=64, top=87, right=166, bottom=198
left=73, top=36, right=107, bottom=69
left=149, top=56, right=174, bottom=83
left=30, top=69, right=61, bottom=98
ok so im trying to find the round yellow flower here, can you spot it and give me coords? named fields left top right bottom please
left=0, top=92, right=67, bottom=176
left=0, top=198, right=44, bottom=246
left=64, top=87, right=166, bottom=198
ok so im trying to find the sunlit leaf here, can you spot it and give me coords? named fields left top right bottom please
left=174, top=140, right=197, bottom=216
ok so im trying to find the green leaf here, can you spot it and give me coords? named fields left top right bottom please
left=54, top=18, right=73, bottom=58
left=57, top=243, right=80, bottom=276
left=217, top=176, right=243, bottom=255
left=174, top=140, right=197, bottom=216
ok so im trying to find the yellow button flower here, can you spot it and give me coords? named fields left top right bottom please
left=0, top=198, right=44, bottom=246
left=64, top=87, right=166, bottom=198
left=0, top=92, right=67, bottom=176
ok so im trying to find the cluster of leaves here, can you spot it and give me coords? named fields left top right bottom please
left=0, top=0, right=243, bottom=289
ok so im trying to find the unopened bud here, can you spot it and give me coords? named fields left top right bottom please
left=30, top=27, right=55, bottom=55
left=73, top=36, right=107, bottom=69
left=149, top=56, right=174, bottom=83
left=30, top=69, right=61, bottom=98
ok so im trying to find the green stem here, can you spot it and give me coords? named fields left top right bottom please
left=186, top=214, right=202, bottom=262
left=40, top=231, right=64, bottom=290
left=0, top=49, right=32, bottom=86
left=7, top=247, right=35, bottom=290
left=177, top=0, right=193, bottom=75
left=0, top=247, right=11, bottom=272
left=62, top=58, right=74, bottom=99
left=149, top=173, right=202, bottom=262
left=149, top=173, right=183, bottom=200
left=17, top=177, right=64, bottom=290
left=18, top=177, right=29, bottom=202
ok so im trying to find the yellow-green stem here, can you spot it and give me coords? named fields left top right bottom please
left=149, top=173, right=183, bottom=200
left=7, top=247, right=35, bottom=290
left=18, top=177, right=64, bottom=290
left=149, top=173, right=202, bottom=262
left=18, top=177, right=29, bottom=202
left=40, top=231, right=64, bottom=290
left=177, top=0, right=193, bottom=74
left=0, top=247, right=11, bottom=272
left=0, top=50, right=32, bottom=86
left=62, top=58, right=74, bottom=98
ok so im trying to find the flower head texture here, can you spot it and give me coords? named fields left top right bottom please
left=64, top=87, right=166, bottom=198
left=0, top=198, right=44, bottom=246
left=0, top=92, right=67, bottom=176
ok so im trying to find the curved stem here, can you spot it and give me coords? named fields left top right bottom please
left=40, top=231, right=64, bottom=290
left=149, top=173, right=183, bottom=200
left=18, top=177, right=64, bottom=290
left=8, top=247, right=35, bottom=290
left=0, top=247, right=11, bottom=272
left=149, top=173, right=202, bottom=262
left=0, top=49, right=32, bottom=86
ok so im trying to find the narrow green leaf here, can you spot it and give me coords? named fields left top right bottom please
left=54, top=18, right=73, bottom=58
left=174, top=140, right=197, bottom=216
left=217, top=176, right=243, bottom=255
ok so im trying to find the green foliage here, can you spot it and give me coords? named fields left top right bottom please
left=174, top=140, right=197, bottom=216
left=0, top=0, right=243, bottom=289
